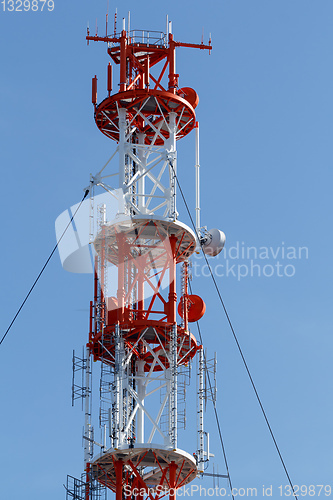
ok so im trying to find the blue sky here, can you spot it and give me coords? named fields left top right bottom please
left=0, top=1, right=332, bottom=499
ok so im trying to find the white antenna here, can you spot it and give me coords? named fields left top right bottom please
left=195, top=120, right=226, bottom=254
left=122, top=17, right=125, bottom=32
left=195, top=122, right=200, bottom=232
left=105, top=0, right=109, bottom=36
left=166, top=14, right=169, bottom=39
left=114, top=7, right=117, bottom=36
left=169, top=20, right=172, bottom=35
left=128, top=11, right=130, bottom=36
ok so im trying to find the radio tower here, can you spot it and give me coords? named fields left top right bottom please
left=67, top=13, right=225, bottom=500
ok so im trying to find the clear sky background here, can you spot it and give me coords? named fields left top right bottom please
left=0, top=1, right=332, bottom=499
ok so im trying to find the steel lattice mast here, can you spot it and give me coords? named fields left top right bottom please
left=67, top=14, right=224, bottom=500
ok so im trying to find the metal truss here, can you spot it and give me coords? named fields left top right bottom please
left=65, top=474, right=107, bottom=500
left=99, top=356, right=113, bottom=430
left=196, top=348, right=217, bottom=470
left=90, top=102, right=179, bottom=221
left=72, top=348, right=88, bottom=408
left=204, top=351, right=217, bottom=408
left=108, top=325, right=183, bottom=449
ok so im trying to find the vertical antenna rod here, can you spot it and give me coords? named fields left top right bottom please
left=114, top=8, right=117, bottom=36
left=105, top=0, right=109, bottom=36
left=195, top=122, right=201, bottom=232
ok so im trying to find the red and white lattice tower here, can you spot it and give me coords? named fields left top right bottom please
left=70, top=14, right=224, bottom=500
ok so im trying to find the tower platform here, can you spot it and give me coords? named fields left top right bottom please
left=93, top=215, right=197, bottom=267
left=91, top=444, right=197, bottom=492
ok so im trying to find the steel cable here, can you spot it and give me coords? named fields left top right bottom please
left=0, top=189, right=90, bottom=346
left=171, top=162, right=298, bottom=500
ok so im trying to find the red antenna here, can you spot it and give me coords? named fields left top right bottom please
left=92, top=75, right=97, bottom=107
left=107, top=62, right=112, bottom=96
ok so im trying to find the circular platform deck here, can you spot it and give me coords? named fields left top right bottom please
left=91, top=444, right=197, bottom=492
left=95, top=89, right=197, bottom=144
left=94, top=216, right=197, bottom=267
